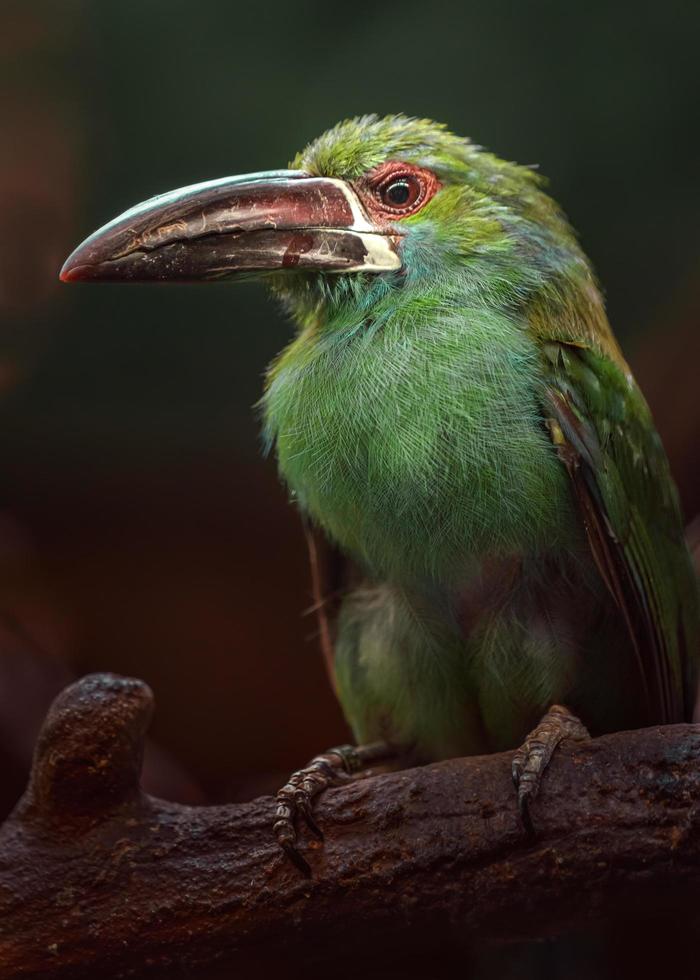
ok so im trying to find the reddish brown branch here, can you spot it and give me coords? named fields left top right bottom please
left=1, top=673, right=700, bottom=979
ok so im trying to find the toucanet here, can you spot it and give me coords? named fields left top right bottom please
left=61, top=114, right=700, bottom=874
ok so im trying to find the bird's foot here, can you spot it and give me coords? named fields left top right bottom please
left=274, top=741, right=395, bottom=875
left=511, top=704, right=589, bottom=834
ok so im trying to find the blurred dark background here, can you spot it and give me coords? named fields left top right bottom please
left=1, top=0, right=698, bottom=852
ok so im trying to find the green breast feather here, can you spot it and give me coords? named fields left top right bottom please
left=263, top=299, right=576, bottom=587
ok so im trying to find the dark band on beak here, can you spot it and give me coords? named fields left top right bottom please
left=60, top=170, right=401, bottom=282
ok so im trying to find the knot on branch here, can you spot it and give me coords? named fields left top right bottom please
left=20, top=672, right=153, bottom=825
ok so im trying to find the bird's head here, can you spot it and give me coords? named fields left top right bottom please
left=61, top=114, right=594, bottom=327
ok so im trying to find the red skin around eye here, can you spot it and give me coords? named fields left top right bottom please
left=353, top=161, right=441, bottom=227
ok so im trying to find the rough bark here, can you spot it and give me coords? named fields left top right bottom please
left=1, top=673, right=700, bottom=980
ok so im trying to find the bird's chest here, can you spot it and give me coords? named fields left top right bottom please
left=263, top=318, right=574, bottom=583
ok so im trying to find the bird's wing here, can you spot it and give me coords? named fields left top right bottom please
left=541, top=339, right=698, bottom=723
left=303, top=523, right=340, bottom=685
left=303, top=522, right=362, bottom=690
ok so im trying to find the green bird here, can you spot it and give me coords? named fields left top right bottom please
left=61, top=114, right=699, bottom=873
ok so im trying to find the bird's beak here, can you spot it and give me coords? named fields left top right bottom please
left=60, top=170, right=401, bottom=283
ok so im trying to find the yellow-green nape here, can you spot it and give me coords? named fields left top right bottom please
left=290, top=113, right=477, bottom=179
left=289, top=114, right=550, bottom=213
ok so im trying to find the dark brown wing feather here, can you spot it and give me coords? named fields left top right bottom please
left=543, top=341, right=698, bottom=724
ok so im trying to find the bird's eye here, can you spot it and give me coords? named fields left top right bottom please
left=364, top=162, right=440, bottom=220
left=377, top=173, right=423, bottom=212
left=384, top=179, right=412, bottom=205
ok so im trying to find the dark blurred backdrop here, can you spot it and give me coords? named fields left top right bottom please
left=0, top=0, right=698, bottom=818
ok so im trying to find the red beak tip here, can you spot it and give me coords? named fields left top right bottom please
left=59, top=262, right=84, bottom=282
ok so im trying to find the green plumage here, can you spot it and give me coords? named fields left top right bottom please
left=262, top=115, right=698, bottom=759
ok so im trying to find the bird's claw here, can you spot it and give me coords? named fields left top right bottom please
left=274, top=745, right=358, bottom=874
left=511, top=704, right=589, bottom=835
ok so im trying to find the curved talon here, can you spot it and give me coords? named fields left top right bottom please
left=515, top=778, right=536, bottom=836
left=296, top=794, right=324, bottom=840
left=280, top=840, right=312, bottom=877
